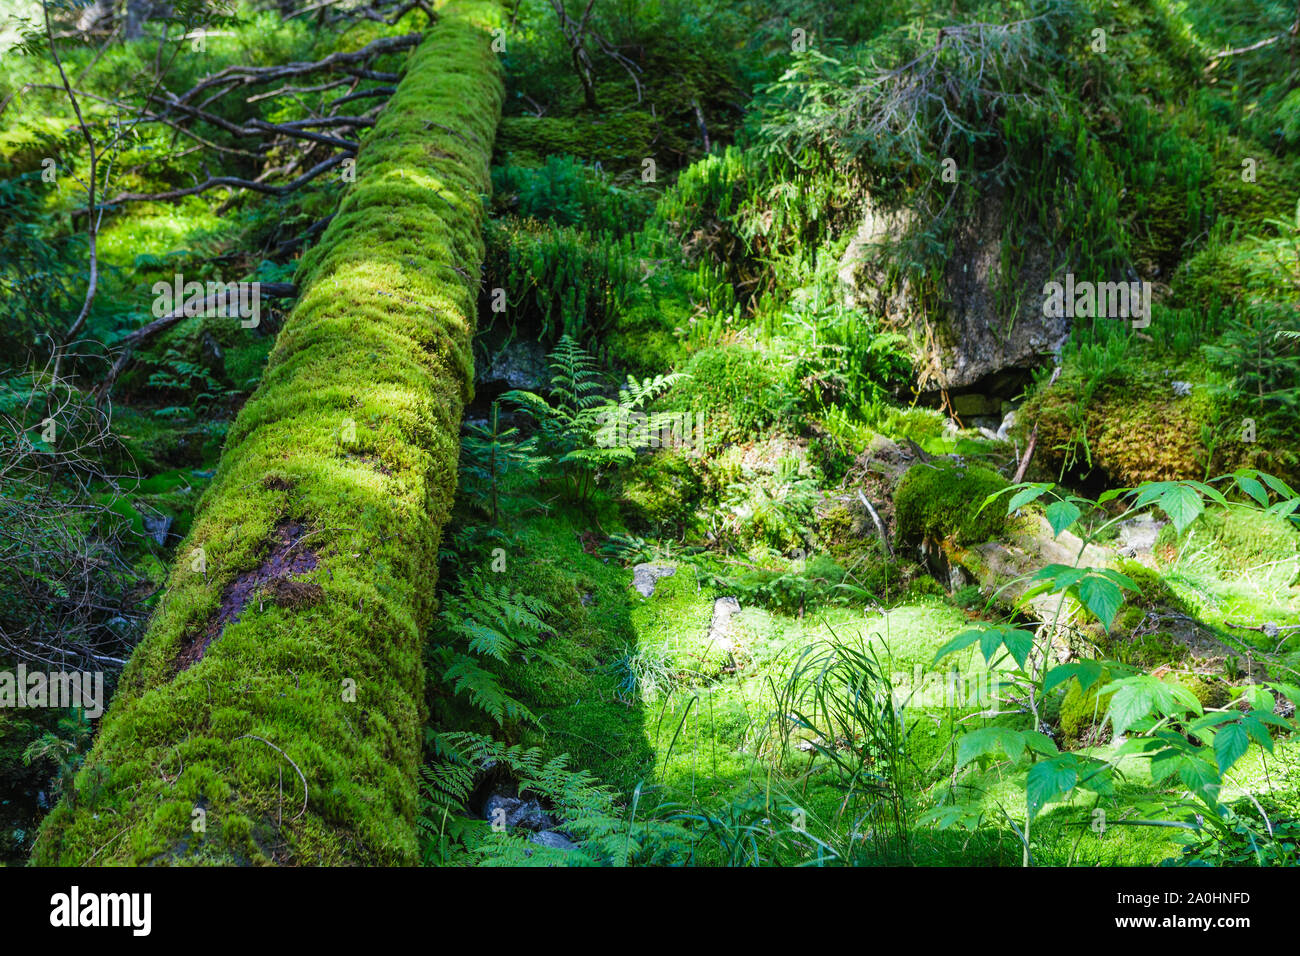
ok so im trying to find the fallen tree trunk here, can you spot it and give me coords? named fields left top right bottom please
left=32, top=0, right=503, bottom=866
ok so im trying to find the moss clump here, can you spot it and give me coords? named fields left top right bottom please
left=1112, top=629, right=1189, bottom=668
left=1021, top=376, right=1214, bottom=485
left=665, top=345, right=799, bottom=443
left=1117, top=559, right=1183, bottom=607
left=616, top=451, right=703, bottom=537
left=1060, top=673, right=1114, bottom=747
left=32, top=1, right=505, bottom=867
left=495, top=113, right=659, bottom=168
left=893, top=460, right=1009, bottom=546
left=1099, top=561, right=1191, bottom=666
left=1178, top=673, right=1230, bottom=711
left=902, top=574, right=947, bottom=602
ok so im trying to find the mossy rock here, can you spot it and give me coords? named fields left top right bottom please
left=1178, top=673, right=1231, bottom=711
left=815, top=504, right=857, bottom=559
left=1116, top=559, right=1184, bottom=608
left=893, top=460, right=1009, bottom=546
left=902, top=574, right=947, bottom=603
left=1023, top=377, right=1210, bottom=485
left=1111, top=629, right=1190, bottom=668
left=616, top=451, right=704, bottom=537
left=1100, top=561, right=1192, bottom=667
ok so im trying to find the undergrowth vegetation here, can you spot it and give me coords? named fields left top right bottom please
left=4, top=0, right=1299, bottom=871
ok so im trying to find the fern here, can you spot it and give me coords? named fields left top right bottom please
left=415, top=741, right=477, bottom=865
left=505, top=336, right=689, bottom=502
left=722, top=457, right=820, bottom=552
left=438, top=732, right=693, bottom=867
left=429, top=571, right=559, bottom=726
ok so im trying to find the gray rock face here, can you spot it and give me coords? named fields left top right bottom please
left=631, top=563, right=676, bottom=598
left=838, top=188, right=1067, bottom=390
left=479, top=339, right=548, bottom=393
left=529, top=830, right=579, bottom=851
left=484, top=793, right=554, bottom=832
left=143, top=513, right=173, bottom=547
left=1114, top=513, right=1165, bottom=559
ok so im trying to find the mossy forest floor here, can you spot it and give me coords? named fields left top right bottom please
left=3, top=0, right=1300, bottom=867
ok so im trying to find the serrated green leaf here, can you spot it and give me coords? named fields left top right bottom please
left=1107, top=682, right=1156, bottom=738
left=1046, top=659, right=1106, bottom=694
left=1258, top=472, right=1296, bottom=499
left=932, top=627, right=984, bottom=664
left=1077, top=575, right=1123, bottom=631
left=956, top=727, right=1025, bottom=768
left=1006, top=483, right=1052, bottom=512
left=979, top=628, right=1002, bottom=664
left=1026, top=758, right=1078, bottom=818
left=1235, top=476, right=1269, bottom=507
left=1213, top=722, right=1249, bottom=776
left=1000, top=629, right=1036, bottom=669
left=1045, top=500, right=1082, bottom=537
left=1024, top=730, right=1059, bottom=756
left=1155, top=484, right=1204, bottom=534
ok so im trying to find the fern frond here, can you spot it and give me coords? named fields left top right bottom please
left=443, top=654, right=536, bottom=726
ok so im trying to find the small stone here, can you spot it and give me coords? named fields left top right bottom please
left=144, top=514, right=173, bottom=547
left=996, top=409, right=1018, bottom=441
left=631, top=563, right=675, bottom=598
left=530, top=831, right=578, bottom=851
left=483, top=793, right=554, bottom=832
left=707, top=596, right=741, bottom=652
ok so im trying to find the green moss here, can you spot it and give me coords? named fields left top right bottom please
left=1117, top=559, right=1183, bottom=607
left=902, top=574, right=947, bottom=602
left=32, top=1, right=505, bottom=867
left=1098, top=562, right=1192, bottom=667
left=665, top=344, right=799, bottom=443
left=1060, top=672, right=1114, bottom=747
left=1178, top=673, right=1230, bottom=711
left=1023, top=375, right=1210, bottom=485
left=616, top=451, right=704, bottom=537
left=495, top=113, right=659, bottom=169
left=427, top=512, right=655, bottom=794
left=893, top=460, right=1009, bottom=546
left=1155, top=507, right=1300, bottom=589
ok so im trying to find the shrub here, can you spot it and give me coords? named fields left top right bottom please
left=720, top=458, right=820, bottom=552
left=617, top=451, right=704, bottom=537
left=483, top=218, right=640, bottom=343
left=492, top=155, right=649, bottom=236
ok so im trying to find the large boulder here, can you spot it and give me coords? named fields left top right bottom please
left=837, top=187, right=1067, bottom=392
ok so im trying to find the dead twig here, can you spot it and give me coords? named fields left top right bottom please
left=235, top=734, right=309, bottom=822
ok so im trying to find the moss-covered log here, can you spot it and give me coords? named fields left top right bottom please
left=32, top=1, right=504, bottom=866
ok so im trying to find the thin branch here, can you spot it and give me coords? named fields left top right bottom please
left=234, top=735, right=309, bottom=822
left=96, top=282, right=297, bottom=399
